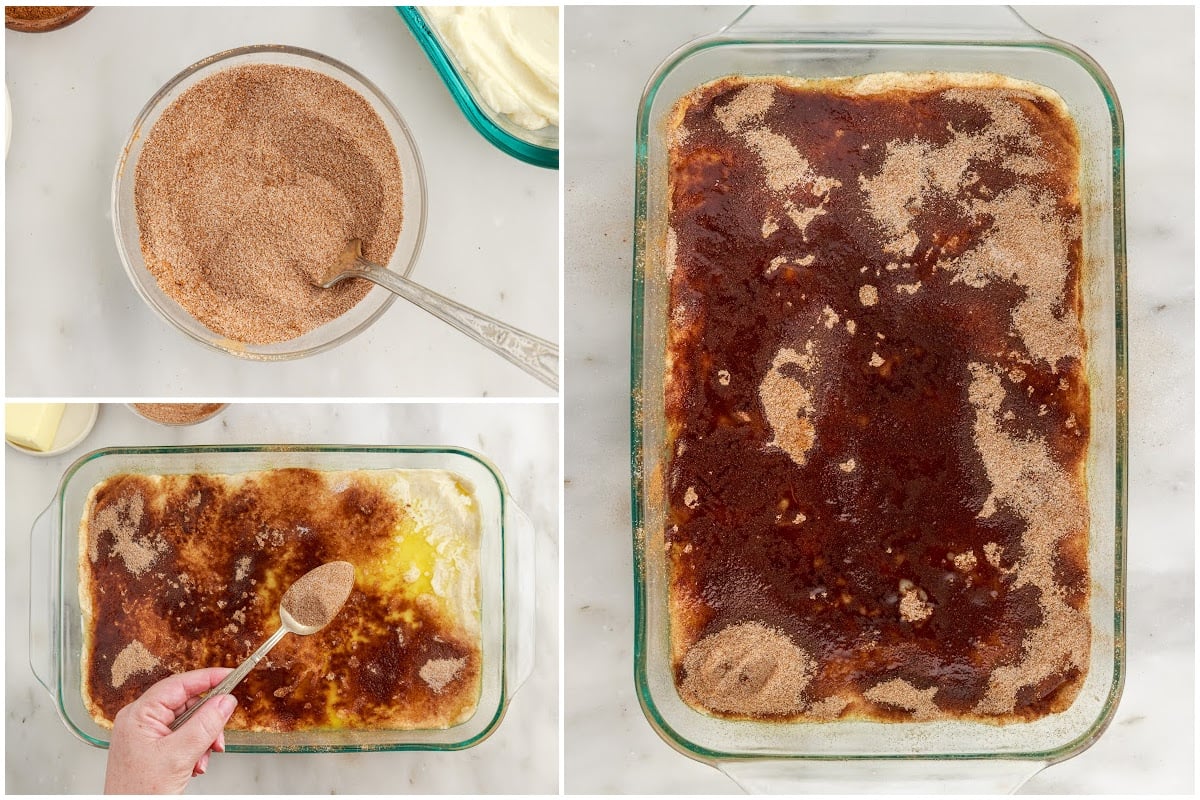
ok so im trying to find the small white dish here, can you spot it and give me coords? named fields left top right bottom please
left=6, top=404, right=99, bottom=457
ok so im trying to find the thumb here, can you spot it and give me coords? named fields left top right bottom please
left=171, top=693, right=237, bottom=760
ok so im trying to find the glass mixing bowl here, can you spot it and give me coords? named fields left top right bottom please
left=111, top=44, right=427, bottom=361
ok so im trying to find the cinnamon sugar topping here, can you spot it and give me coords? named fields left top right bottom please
left=966, top=363, right=1089, bottom=714
left=865, top=678, right=940, bottom=720
left=665, top=72, right=1090, bottom=724
left=679, top=622, right=814, bottom=717
left=111, top=640, right=160, bottom=689
left=759, top=347, right=818, bottom=467
left=90, top=490, right=163, bottom=576
left=419, top=657, right=466, bottom=694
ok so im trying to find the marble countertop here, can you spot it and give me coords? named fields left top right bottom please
left=5, top=402, right=558, bottom=793
left=564, top=5, right=1194, bottom=793
left=5, top=7, right=557, bottom=397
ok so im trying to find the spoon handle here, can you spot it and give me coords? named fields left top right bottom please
left=347, top=260, right=559, bottom=391
left=168, top=625, right=289, bottom=731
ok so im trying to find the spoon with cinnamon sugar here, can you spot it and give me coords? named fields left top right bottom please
left=168, top=561, right=355, bottom=731
left=314, top=239, right=558, bottom=390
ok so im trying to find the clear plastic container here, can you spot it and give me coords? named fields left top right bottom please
left=30, top=445, right=535, bottom=752
left=630, top=6, right=1127, bottom=793
left=112, top=45, right=428, bottom=361
left=397, top=7, right=558, bottom=169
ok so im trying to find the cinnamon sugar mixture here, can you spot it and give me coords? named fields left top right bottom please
left=110, top=640, right=159, bottom=689
left=281, top=561, right=355, bottom=630
left=664, top=73, right=1090, bottom=724
left=134, top=64, right=403, bottom=344
left=131, top=403, right=226, bottom=425
left=6, top=6, right=76, bottom=21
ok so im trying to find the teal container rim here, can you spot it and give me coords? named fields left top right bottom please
left=48, top=444, right=511, bottom=753
left=629, top=31, right=1128, bottom=766
left=397, top=6, right=558, bottom=169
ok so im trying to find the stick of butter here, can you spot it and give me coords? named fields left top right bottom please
left=6, top=403, right=66, bottom=451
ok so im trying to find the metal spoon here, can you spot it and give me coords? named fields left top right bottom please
left=168, top=561, right=355, bottom=731
left=314, top=240, right=558, bottom=390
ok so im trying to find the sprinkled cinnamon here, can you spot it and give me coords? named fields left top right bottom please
left=683, top=486, right=699, bottom=509
left=859, top=86, right=1080, bottom=371
left=898, top=580, right=933, bottom=623
left=952, top=551, right=978, bottom=572
left=679, top=622, right=813, bottom=717
left=90, top=490, right=164, bottom=576
left=865, top=678, right=940, bottom=720
left=111, top=640, right=159, bottom=689
left=759, top=346, right=818, bottom=467
left=966, top=363, right=1089, bottom=714
left=714, top=82, right=840, bottom=237
left=419, top=657, right=466, bottom=693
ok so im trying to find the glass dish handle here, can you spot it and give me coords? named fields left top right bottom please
left=505, top=502, right=537, bottom=696
left=29, top=499, right=60, bottom=695
left=720, top=759, right=1048, bottom=794
left=720, top=5, right=1046, bottom=42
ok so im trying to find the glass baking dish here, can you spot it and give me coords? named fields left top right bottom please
left=30, top=445, right=535, bottom=753
left=397, top=6, right=558, bottom=169
left=630, top=6, right=1127, bottom=792
left=112, top=45, right=428, bottom=361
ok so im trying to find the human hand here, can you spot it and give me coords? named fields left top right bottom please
left=104, top=667, right=238, bottom=794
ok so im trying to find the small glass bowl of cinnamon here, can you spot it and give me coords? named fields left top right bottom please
left=127, top=403, right=228, bottom=427
left=111, top=45, right=428, bottom=361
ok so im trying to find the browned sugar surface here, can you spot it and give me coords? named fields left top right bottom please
left=133, top=64, right=404, bottom=344
left=664, top=74, right=1090, bottom=724
left=79, top=470, right=480, bottom=732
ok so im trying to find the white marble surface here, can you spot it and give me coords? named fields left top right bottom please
left=5, top=402, right=558, bottom=793
left=564, top=5, right=1193, bottom=793
left=5, top=7, right=558, bottom=397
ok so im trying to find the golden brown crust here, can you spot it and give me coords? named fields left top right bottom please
left=79, top=468, right=481, bottom=732
left=664, top=73, right=1090, bottom=724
